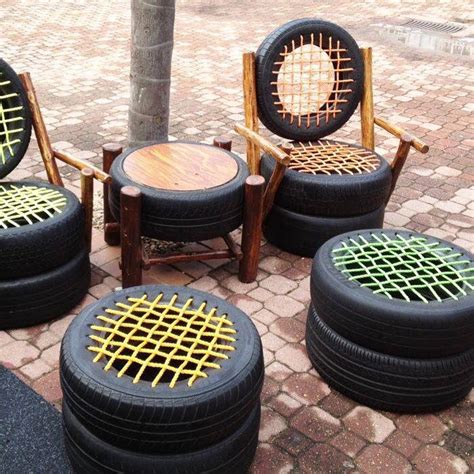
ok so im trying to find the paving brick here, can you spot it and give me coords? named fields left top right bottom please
left=291, top=406, right=341, bottom=442
left=270, top=318, right=305, bottom=343
left=413, top=445, right=469, bottom=474
left=251, top=443, right=294, bottom=474
left=275, top=343, right=312, bottom=372
left=330, top=430, right=367, bottom=458
left=32, top=370, right=63, bottom=403
left=0, top=340, right=40, bottom=369
left=282, top=373, right=330, bottom=405
left=268, top=393, right=302, bottom=417
left=274, top=428, right=313, bottom=457
left=259, top=275, right=298, bottom=294
left=19, top=359, right=52, bottom=380
left=344, top=406, right=396, bottom=443
left=356, top=445, right=412, bottom=474
left=264, top=296, right=305, bottom=318
left=300, top=444, right=354, bottom=473
left=259, top=407, right=287, bottom=442
left=384, top=429, right=422, bottom=458
left=396, top=414, right=447, bottom=443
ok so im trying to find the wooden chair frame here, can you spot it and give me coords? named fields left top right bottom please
left=235, top=47, right=429, bottom=212
left=18, top=72, right=109, bottom=252
left=102, top=139, right=266, bottom=288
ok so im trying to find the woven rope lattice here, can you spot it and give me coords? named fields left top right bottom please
left=0, top=72, right=25, bottom=165
left=88, top=293, right=237, bottom=388
left=0, top=184, right=67, bottom=229
left=272, top=33, right=353, bottom=127
left=332, top=233, right=474, bottom=303
left=288, top=141, right=379, bottom=175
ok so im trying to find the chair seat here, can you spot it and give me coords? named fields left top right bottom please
left=287, top=139, right=381, bottom=176
left=260, top=139, right=392, bottom=217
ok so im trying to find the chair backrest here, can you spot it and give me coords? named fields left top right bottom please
left=254, top=19, right=364, bottom=143
left=0, top=58, right=32, bottom=179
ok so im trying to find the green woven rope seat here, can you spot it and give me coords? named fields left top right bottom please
left=332, top=231, right=474, bottom=304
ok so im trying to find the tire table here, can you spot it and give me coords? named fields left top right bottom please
left=60, top=284, right=263, bottom=473
left=106, top=140, right=264, bottom=287
left=306, top=229, right=474, bottom=412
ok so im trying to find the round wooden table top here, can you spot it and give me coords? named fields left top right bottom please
left=123, top=142, right=239, bottom=191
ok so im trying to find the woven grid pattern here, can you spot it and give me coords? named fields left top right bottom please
left=0, top=72, right=25, bottom=165
left=88, top=293, right=237, bottom=388
left=332, top=233, right=474, bottom=303
left=288, top=141, right=379, bottom=175
left=0, top=184, right=67, bottom=229
left=272, top=33, right=354, bottom=127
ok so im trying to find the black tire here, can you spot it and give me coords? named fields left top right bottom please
left=60, top=285, right=264, bottom=454
left=306, top=306, right=474, bottom=413
left=256, top=19, right=363, bottom=142
left=109, top=142, right=249, bottom=242
left=0, top=248, right=90, bottom=329
left=63, top=401, right=260, bottom=474
left=264, top=204, right=385, bottom=258
left=0, top=58, right=32, bottom=179
left=0, top=181, right=85, bottom=279
left=311, top=229, right=474, bottom=358
left=260, top=144, right=392, bottom=216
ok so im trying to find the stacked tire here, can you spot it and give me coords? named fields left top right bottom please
left=0, top=181, right=90, bottom=329
left=306, top=229, right=474, bottom=412
left=261, top=147, right=391, bottom=257
left=60, top=285, right=263, bottom=473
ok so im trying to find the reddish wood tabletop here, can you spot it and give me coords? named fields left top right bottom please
left=123, top=142, right=239, bottom=191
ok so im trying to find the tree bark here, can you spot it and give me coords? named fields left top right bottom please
left=129, top=0, right=176, bottom=146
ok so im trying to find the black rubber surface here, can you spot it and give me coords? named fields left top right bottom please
left=0, top=58, right=32, bottom=179
left=0, top=248, right=90, bottom=329
left=0, top=365, right=71, bottom=473
left=0, top=181, right=85, bottom=279
left=256, top=19, right=363, bottom=141
left=260, top=144, right=392, bottom=216
left=109, top=141, right=249, bottom=242
left=60, top=285, right=264, bottom=454
left=63, top=400, right=260, bottom=474
left=306, top=306, right=474, bottom=413
left=264, top=204, right=385, bottom=257
left=311, top=229, right=474, bottom=358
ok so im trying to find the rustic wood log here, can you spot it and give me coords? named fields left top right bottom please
left=388, top=134, right=413, bottom=201
left=53, top=149, right=111, bottom=183
left=243, top=51, right=260, bottom=174
left=239, top=175, right=265, bottom=283
left=375, top=116, right=429, bottom=154
left=213, top=137, right=232, bottom=151
left=80, top=168, right=94, bottom=252
left=19, top=72, right=63, bottom=186
left=120, top=186, right=143, bottom=288
left=223, top=234, right=242, bottom=259
left=360, top=47, right=375, bottom=151
left=234, top=124, right=290, bottom=165
left=147, top=249, right=235, bottom=266
left=103, top=144, right=122, bottom=246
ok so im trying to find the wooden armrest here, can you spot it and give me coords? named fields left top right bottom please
left=374, top=116, right=429, bottom=154
left=234, top=124, right=291, bottom=165
left=53, top=149, right=111, bottom=184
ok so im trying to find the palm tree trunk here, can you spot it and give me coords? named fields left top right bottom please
left=129, top=0, right=176, bottom=146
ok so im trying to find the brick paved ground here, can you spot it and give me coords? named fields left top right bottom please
left=1, top=0, right=473, bottom=472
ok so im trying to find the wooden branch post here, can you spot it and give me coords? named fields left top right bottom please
left=239, top=175, right=265, bottom=283
left=263, top=143, right=293, bottom=217
left=360, top=47, right=375, bottom=151
left=388, top=134, right=412, bottom=201
left=103, top=144, right=122, bottom=245
left=243, top=52, right=260, bottom=174
left=120, top=186, right=143, bottom=288
left=19, top=72, right=63, bottom=186
left=80, top=168, right=94, bottom=252
left=213, top=137, right=232, bottom=151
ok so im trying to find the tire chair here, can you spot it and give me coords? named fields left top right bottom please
left=0, top=58, right=105, bottom=328
left=234, top=18, right=429, bottom=257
